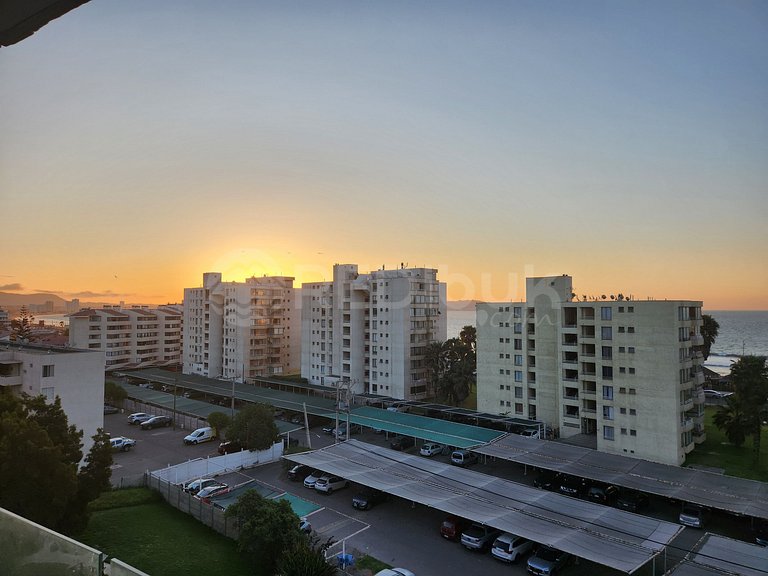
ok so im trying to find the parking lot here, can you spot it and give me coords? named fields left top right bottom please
left=105, top=411, right=753, bottom=576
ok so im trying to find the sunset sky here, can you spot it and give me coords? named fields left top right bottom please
left=2, top=1, right=766, bottom=309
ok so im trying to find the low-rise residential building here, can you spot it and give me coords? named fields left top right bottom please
left=68, top=305, right=183, bottom=371
left=301, top=263, right=447, bottom=400
left=0, top=341, right=105, bottom=456
left=183, top=273, right=299, bottom=380
left=476, top=275, right=705, bottom=466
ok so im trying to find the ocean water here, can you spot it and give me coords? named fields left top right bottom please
left=447, top=309, right=768, bottom=375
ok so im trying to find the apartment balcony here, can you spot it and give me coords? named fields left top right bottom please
left=563, top=409, right=580, bottom=420
left=581, top=383, right=596, bottom=396
left=693, top=387, right=705, bottom=404
left=680, top=397, right=694, bottom=412
left=0, top=375, right=22, bottom=387
left=680, top=417, right=694, bottom=432
left=694, top=371, right=705, bottom=386
left=563, top=392, right=579, bottom=402
left=562, top=335, right=578, bottom=348
left=690, top=334, right=704, bottom=346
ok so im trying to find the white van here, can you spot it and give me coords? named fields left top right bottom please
left=183, top=426, right=216, bottom=445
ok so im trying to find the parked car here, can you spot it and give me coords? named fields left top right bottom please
left=183, top=426, right=216, bottom=445
left=103, top=404, right=119, bottom=415
left=374, top=569, right=416, bottom=576
left=322, top=422, right=338, bottom=434
left=460, top=522, right=502, bottom=551
left=491, top=532, right=534, bottom=563
left=217, top=440, right=243, bottom=454
left=352, top=489, right=387, bottom=510
left=527, top=546, right=571, bottom=575
left=288, top=464, right=312, bottom=481
left=183, top=477, right=219, bottom=495
left=703, top=389, right=732, bottom=399
left=195, top=483, right=229, bottom=502
left=303, top=469, right=325, bottom=489
left=440, top=515, right=470, bottom=541
left=419, top=442, right=445, bottom=457
left=127, top=412, right=153, bottom=425
left=679, top=503, right=710, bottom=528
left=450, top=449, right=478, bottom=467
left=335, top=424, right=362, bottom=440
left=390, top=436, right=415, bottom=451
left=558, top=475, right=588, bottom=498
left=533, top=471, right=562, bottom=491
left=110, top=436, right=136, bottom=452
left=299, top=517, right=312, bottom=534
left=314, top=475, right=349, bottom=494
left=140, top=415, right=173, bottom=430
left=587, top=484, right=619, bottom=505
left=616, top=490, right=649, bottom=512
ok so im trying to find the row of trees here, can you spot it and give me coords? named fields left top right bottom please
left=0, top=392, right=113, bottom=534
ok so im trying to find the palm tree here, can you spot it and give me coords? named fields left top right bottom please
left=700, top=314, right=720, bottom=361
left=712, top=396, right=749, bottom=447
left=713, top=355, right=768, bottom=467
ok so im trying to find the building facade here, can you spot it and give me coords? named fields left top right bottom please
left=0, top=342, right=105, bottom=457
left=69, top=305, right=183, bottom=371
left=301, top=264, right=447, bottom=400
left=183, top=273, right=299, bottom=380
left=476, top=275, right=705, bottom=466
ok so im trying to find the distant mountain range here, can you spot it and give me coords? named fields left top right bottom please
left=0, top=292, right=69, bottom=307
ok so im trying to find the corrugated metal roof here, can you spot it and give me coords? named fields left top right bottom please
left=473, top=434, right=768, bottom=520
left=283, top=439, right=682, bottom=574
left=668, top=534, right=768, bottom=576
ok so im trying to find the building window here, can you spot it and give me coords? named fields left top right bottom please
left=629, top=408, right=637, bottom=415
left=41, top=387, right=55, bottom=401
left=618, top=326, right=625, bottom=333
left=603, top=426, right=615, bottom=441
left=620, top=407, right=627, bottom=414
left=42, top=365, right=54, bottom=378
left=514, top=386, right=523, bottom=399
left=628, top=327, right=635, bottom=333
left=514, top=323, right=522, bottom=334
left=601, top=307, right=612, bottom=321
left=628, top=347, right=635, bottom=353
left=629, top=367, right=636, bottom=375
left=602, top=366, right=613, bottom=380
left=514, top=354, right=523, bottom=366
left=602, top=385, right=614, bottom=400
left=603, top=406, right=614, bottom=420
left=630, top=429, right=637, bottom=436
left=601, top=326, right=612, bottom=340
left=514, top=371, right=523, bottom=382
left=514, top=339, right=522, bottom=350
left=619, top=367, right=626, bottom=374
left=499, top=384, right=504, bottom=390
left=628, top=306, right=634, bottom=313
left=621, top=428, right=627, bottom=435
left=500, top=400, right=504, bottom=406
left=602, top=346, right=612, bottom=360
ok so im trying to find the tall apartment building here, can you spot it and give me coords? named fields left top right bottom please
left=0, top=342, right=105, bottom=457
left=183, top=273, right=299, bottom=380
left=476, top=275, right=705, bottom=466
left=68, top=305, right=183, bottom=371
left=301, top=264, right=447, bottom=400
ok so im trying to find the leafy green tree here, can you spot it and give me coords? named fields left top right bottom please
left=226, top=489, right=304, bottom=575
left=427, top=329, right=477, bottom=406
left=206, top=411, right=231, bottom=438
left=701, top=315, right=720, bottom=361
left=10, top=306, right=35, bottom=342
left=0, top=392, right=112, bottom=534
left=60, top=429, right=113, bottom=533
left=227, top=403, right=279, bottom=450
left=104, top=380, right=127, bottom=405
left=276, top=533, right=336, bottom=576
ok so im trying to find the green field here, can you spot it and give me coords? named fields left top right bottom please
left=685, top=407, right=768, bottom=481
left=78, top=489, right=253, bottom=576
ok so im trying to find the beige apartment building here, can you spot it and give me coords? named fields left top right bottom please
left=301, top=264, right=447, bottom=400
left=476, top=275, right=706, bottom=466
left=0, top=342, right=105, bottom=457
left=183, top=273, right=299, bottom=381
left=68, top=305, right=183, bottom=370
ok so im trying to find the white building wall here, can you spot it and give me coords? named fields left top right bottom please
left=476, top=275, right=704, bottom=466
left=0, top=343, right=104, bottom=459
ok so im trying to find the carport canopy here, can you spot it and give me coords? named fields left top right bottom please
left=473, top=433, right=768, bottom=520
left=284, top=439, right=682, bottom=574
left=667, top=533, right=768, bottom=576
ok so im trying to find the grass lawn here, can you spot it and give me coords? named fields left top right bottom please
left=78, top=489, right=254, bottom=576
left=685, top=407, right=768, bottom=481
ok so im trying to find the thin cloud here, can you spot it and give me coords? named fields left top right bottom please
left=0, top=283, right=23, bottom=291
left=68, top=290, right=136, bottom=298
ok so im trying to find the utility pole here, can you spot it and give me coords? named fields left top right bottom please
left=172, top=372, right=178, bottom=430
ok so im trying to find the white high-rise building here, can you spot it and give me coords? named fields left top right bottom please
left=476, top=275, right=706, bottom=466
left=301, top=264, right=447, bottom=400
left=183, top=273, right=299, bottom=380
left=68, top=305, right=183, bottom=370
